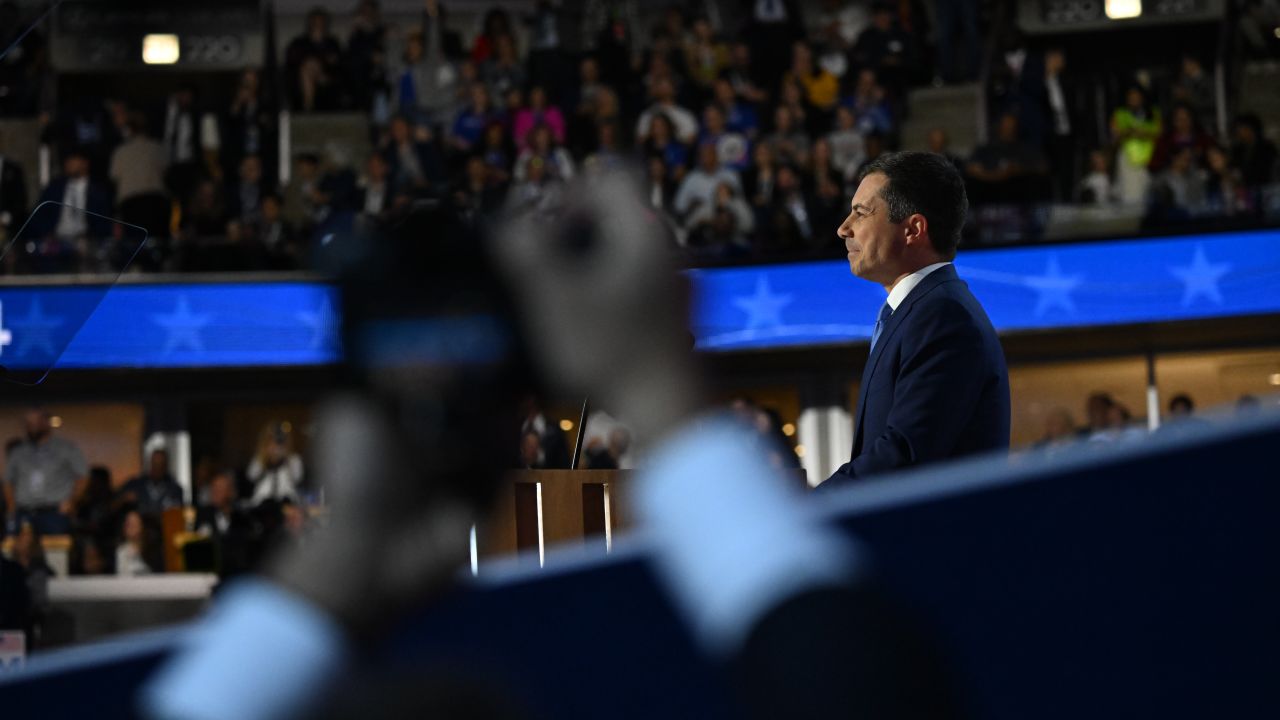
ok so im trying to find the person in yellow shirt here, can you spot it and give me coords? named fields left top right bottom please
left=785, top=42, right=838, bottom=112
left=1110, top=85, right=1162, bottom=204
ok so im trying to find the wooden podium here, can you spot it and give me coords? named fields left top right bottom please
left=477, top=470, right=634, bottom=560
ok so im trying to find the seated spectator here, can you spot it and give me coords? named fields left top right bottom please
left=226, top=154, right=266, bottom=224
left=645, top=155, right=677, bottom=216
left=851, top=2, right=915, bottom=93
left=640, top=112, right=690, bottom=184
left=194, top=471, right=254, bottom=577
left=683, top=180, right=755, bottom=257
left=1230, top=113, right=1277, bottom=188
left=844, top=69, right=894, bottom=138
left=451, top=154, right=506, bottom=223
left=513, top=86, right=566, bottom=150
left=1204, top=145, right=1248, bottom=214
left=381, top=115, right=445, bottom=196
left=110, top=112, right=169, bottom=239
left=284, top=7, right=344, bottom=112
left=254, top=193, right=300, bottom=269
left=763, top=164, right=819, bottom=254
left=162, top=85, right=221, bottom=202
left=118, top=448, right=185, bottom=517
left=723, top=41, right=770, bottom=106
left=355, top=153, right=393, bottom=224
left=224, top=68, right=273, bottom=179
left=584, top=427, right=635, bottom=471
left=925, top=127, right=965, bottom=177
left=853, top=130, right=888, bottom=178
left=684, top=16, right=729, bottom=90
left=965, top=112, right=1050, bottom=205
left=674, top=142, right=744, bottom=225
left=482, top=34, right=526, bottom=106
left=115, top=509, right=157, bottom=576
left=1082, top=392, right=1115, bottom=438
left=73, top=466, right=119, bottom=542
left=636, top=77, right=699, bottom=145
left=28, top=148, right=113, bottom=272
left=69, top=533, right=112, bottom=575
left=1110, top=85, right=1162, bottom=205
left=583, top=122, right=626, bottom=174
left=699, top=105, right=751, bottom=171
left=777, top=76, right=816, bottom=137
left=449, top=84, right=495, bottom=154
left=282, top=152, right=323, bottom=236
left=518, top=397, right=570, bottom=470
left=519, top=430, right=546, bottom=469
left=1151, top=104, right=1216, bottom=173
left=711, top=77, right=759, bottom=138
left=505, top=155, right=563, bottom=216
left=808, top=137, right=847, bottom=232
left=479, top=122, right=514, bottom=186
left=246, top=422, right=305, bottom=507
left=1078, top=149, right=1118, bottom=205
left=1032, top=408, right=1077, bottom=452
left=513, top=124, right=574, bottom=183
left=11, top=520, right=52, bottom=622
left=827, top=107, right=867, bottom=183
left=764, top=106, right=811, bottom=170
left=567, top=56, right=608, bottom=154
left=785, top=41, right=839, bottom=113
left=1152, top=147, right=1207, bottom=212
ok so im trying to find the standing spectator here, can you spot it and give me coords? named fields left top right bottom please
left=284, top=7, right=344, bottom=112
left=966, top=112, right=1049, bottom=205
left=699, top=105, right=751, bottom=171
left=683, top=180, right=755, bottom=257
left=346, top=0, right=387, bottom=115
left=482, top=34, right=526, bottom=107
left=640, top=113, right=690, bottom=184
left=742, top=0, right=805, bottom=93
left=636, top=78, right=699, bottom=145
left=194, top=471, right=253, bottom=578
left=110, top=113, right=169, bottom=238
left=115, top=509, right=156, bottom=576
left=1151, top=104, right=1216, bottom=173
left=1029, top=49, right=1079, bottom=201
left=479, top=122, right=514, bottom=186
left=246, top=422, right=305, bottom=507
left=567, top=56, right=608, bottom=154
left=1110, top=85, right=1162, bottom=205
left=524, top=0, right=570, bottom=101
left=932, top=0, right=979, bottom=83
left=827, top=106, right=866, bottom=183
left=1078, top=149, right=1117, bottom=205
left=764, top=106, right=811, bottom=170
left=162, top=85, right=220, bottom=200
left=1229, top=113, right=1277, bottom=188
left=392, top=2, right=459, bottom=129
left=518, top=396, right=570, bottom=470
left=470, top=7, right=513, bottom=65
left=743, top=142, right=780, bottom=213
left=764, top=163, right=818, bottom=254
left=513, top=86, right=566, bottom=150
left=449, top=84, right=496, bottom=154
left=3, top=410, right=89, bottom=536
left=851, top=2, right=914, bottom=94
left=674, top=142, right=744, bottom=225
left=684, top=15, right=729, bottom=91
left=223, top=69, right=274, bottom=183
left=1171, top=54, right=1214, bottom=131
left=118, top=449, right=185, bottom=517
left=226, top=154, right=266, bottom=225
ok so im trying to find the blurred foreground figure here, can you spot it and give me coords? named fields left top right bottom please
left=143, top=172, right=958, bottom=719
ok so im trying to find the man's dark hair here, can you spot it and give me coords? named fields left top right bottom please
left=858, top=151, right=968, bottom=259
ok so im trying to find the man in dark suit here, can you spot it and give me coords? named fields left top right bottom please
left=825, top=151, right=1009, bottom=486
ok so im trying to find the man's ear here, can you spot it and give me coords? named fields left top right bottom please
left=903, top=213, right=929, bottom=249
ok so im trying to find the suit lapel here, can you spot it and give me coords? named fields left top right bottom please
left=850, top=265, right=959, bottom=458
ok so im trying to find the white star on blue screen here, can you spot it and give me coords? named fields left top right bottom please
left=152, top=295, right=213, bottom=353
left=733, top=274, right=793, bottom=331
left=1023, top=254, right=1083, bottom=317
left=9, top=297, right=66, bottom=359
left=1168, top=244, right=1232, bottom=307
left=296, top=296, right=338, bottom=351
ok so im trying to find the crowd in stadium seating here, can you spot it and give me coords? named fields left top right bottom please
left=0, top=0, right=1277, bottom=273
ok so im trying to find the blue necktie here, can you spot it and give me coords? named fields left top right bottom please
left=869, top=303, right=892, bottom=353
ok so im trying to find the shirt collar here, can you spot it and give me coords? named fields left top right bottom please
left=886, top=261, right=951, bottom=311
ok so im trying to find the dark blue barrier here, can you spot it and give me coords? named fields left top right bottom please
left=4, top=412, right=1278, bottom=718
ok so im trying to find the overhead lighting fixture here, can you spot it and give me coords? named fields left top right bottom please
left=781, top=422, right=796, bottom=437
left=50, top=416, right=63, bottom=428
left=1269, top=373, right=1280, bottom=386
left=142, top=34, right=180, bottom=65
left=559, top=419, right=574, bottom=431
left=1105, top=0, right=1142, bottom=19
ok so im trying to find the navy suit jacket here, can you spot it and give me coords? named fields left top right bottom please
left=826, top=264, right=1010, bottom=485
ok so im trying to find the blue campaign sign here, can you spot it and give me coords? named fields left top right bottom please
left=690, top=228, right=1280, bottom=351
left=0, top=282, right=340, bottom=370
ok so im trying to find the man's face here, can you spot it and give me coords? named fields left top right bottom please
left=838, top=172, right=906, bottom=284
left=210, top=474, right=234, bottom=508
left=23, top=411, right=48, bottom=439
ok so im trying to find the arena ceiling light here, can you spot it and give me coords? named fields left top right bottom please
left=142, top=34, right=180, bottom=65
left=1105, top=0, right=1142, bottom=19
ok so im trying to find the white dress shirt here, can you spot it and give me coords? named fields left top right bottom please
left=886, top=261, right=952, bottom=312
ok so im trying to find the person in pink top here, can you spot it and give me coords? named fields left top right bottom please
left=512, top=85, right=565, bottom=150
